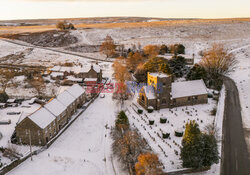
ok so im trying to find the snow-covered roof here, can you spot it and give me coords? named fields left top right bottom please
left=72, top=66, right=82, bottom=74
left=66, top=76, right=82, bottom=82
left=143, top=85, right=156, bottom=100
left=178, top=54, right=194, bottom=59
left=51, top=72, right=64, bottom=77
left=84, top=78, right=97, bottom=82
left=60, top=67, right=72, bottom=73
left=79, top=66, right=91, bottom=73
left=28, top=108, right=55, bottom=129
left=171, top=80, right=207, bottom=99
left=7, top=99, right=16, bottom=103
left=44, top=98, right=67, bottom=117
left=50, top=66, right=61, bottom=72
left=149, top=72, right=170, bottom=78
left=66, top=84, right=85, bottom=99
left=56, top=90, right=76, bottom=107
left=158, top=55, right=173, bottom=60
left=92, top=65, right=101, bottom=73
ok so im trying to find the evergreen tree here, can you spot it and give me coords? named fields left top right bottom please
left=181, top=121, right=219, bottom=169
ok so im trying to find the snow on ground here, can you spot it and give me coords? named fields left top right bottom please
left=125, top=97, right=217, bottom=172
left=7, top=93, right=120, bottom=175
left=0, top=101, right=41, bottom=165
left=0, top=40, right=26, bottom=58
left=229, top=40, right=250, bottom=154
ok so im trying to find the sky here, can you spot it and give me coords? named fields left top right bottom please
left=0, top=0, right=249, bottom=20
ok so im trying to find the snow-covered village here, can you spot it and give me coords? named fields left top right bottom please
left=0, top=1, right=250, bottom=175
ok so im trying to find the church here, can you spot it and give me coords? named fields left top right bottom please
left=138, top=72, right=208, bottom=110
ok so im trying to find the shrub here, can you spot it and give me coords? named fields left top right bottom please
left=0, top=91, right=9, bottom=103
left=115, top=111, right=129, bottom=131
left=160, top=117, right=167, bottom=124
left=211, top=107, right=217, bottom=116
left=208, top=93, right=213, bottom=98
left=147, top=107, right=154, bottom=113
left=175, top=131, right=184, bottom=137
left=149, top=120, right=154, bottom=125
left=138, top=109, right=143, bottom=114
left=162, top=133, right=170, bottom=139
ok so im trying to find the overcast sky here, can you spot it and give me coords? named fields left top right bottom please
left=0, top=0, right=249, bottom=20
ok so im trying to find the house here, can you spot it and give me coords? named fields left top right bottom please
left=84, top=78, right=98, bottom=86
left=59, top=67, right=72, bottom=76
left=63, top=76, right=83, bottom=85
left=15, top=84, right=86, bottom=146
left=50, top=66, right=61, bottom=72
left=16, top=107, right=57, bottom=145
left=75, top=64, right=102, bottom=82
left=44, top=98, right=68, bottom=131
left=66, top=84, right=86, bottom=108
left=159, top=53, right=195, bottom=65
left=56, top=90, right=77, bottom=121
left=50, top=72, right=64, bottom=80
left=138, top=72, right=208, bottom=110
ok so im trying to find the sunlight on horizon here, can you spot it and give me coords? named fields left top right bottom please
left=0, top=0, right=249, bottom=20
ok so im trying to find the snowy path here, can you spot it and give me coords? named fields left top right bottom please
left=7, top=93, right=117, bottom=175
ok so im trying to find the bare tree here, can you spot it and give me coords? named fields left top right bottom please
left=112, top=130, right=149, bottom=174
left=0, top=68, right=15, bottom=92
left=100, top=35, right=116, bottom=58
left=200, top=44, right=237, bottom=76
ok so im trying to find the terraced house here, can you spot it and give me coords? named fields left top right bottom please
left=15, top=84, right=86, bottom=146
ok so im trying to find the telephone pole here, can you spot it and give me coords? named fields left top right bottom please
left=29, top=130, right=33, bottom=161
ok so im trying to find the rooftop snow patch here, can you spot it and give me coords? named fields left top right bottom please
left=60, top=67, right=72, bottom=73
left=149, top=72, right=170, bottom=78
left=44, top=98, right=67, bottom=117
left=66, top=84, right=85, bottom=99
left=28, top=108, right=55, bottom=129
left=50, top=66, right=61, bottom=72
left=143, top=85, right=156, bottom=100
left=84, top=78, right=97, bottom=82
left=56, top=90, right=76, bottom=107
left=171, top=79, right=207, bottom=99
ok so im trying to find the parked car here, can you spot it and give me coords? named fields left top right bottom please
left=100, top=94, right=105, bottom=98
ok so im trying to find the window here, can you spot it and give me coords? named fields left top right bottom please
left=162, top=99, right=167, bottom=104
left=142, top=96, right=145, bottom=102
left=188, top=97, right=191, bottom=101
left=173, top=99, right=176, bottom=103
left=37, top=130, right=40, bottom=136
left=195, top=96, right=198, bottom=100
left=25, top=129, right=28, bottom=135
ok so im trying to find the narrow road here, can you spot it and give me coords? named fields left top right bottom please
left=222, top=77, right=250, bottom=175
left=0, top=38, right=113, bottom=63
